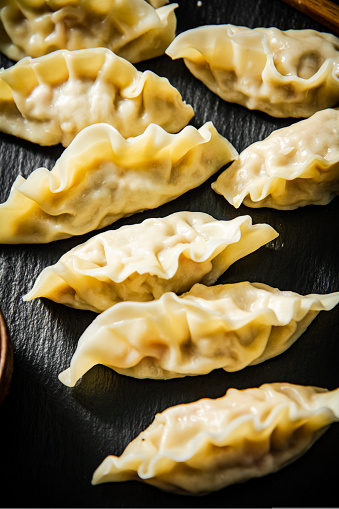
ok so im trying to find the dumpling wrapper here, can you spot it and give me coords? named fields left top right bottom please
left=24, top=213, right=277, bottom=312
left=0, top=0, right=177, bottom=63
left=0, top=47, right=194, bottom=146
left=0, top=121, right=236, bottom=244
left=58, top=282, right=339, bottom=385
left=212, top=108, right=339, bottom=209
left=166, top=25, right=339, bottom=118
left=91, top=382, right=339, bottom=494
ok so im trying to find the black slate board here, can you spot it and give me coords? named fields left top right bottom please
left=1, top=1, right=339, bottom=507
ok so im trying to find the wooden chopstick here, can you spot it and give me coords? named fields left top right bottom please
left=281, top=0, right=339, bottom=34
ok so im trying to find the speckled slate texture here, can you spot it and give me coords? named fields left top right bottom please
left=0, top=0, right=339, bottom=507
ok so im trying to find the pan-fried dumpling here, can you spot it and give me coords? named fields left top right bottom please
left=24, top=214, right=277, bottom=312
left=0, top=0, right=177, bottom=63
left=0, top=122, right=237, bottom=244
left=0, top=47, right=194, bottom=146
left=212, top=108, right=339, bottom=210
left=58, top=282, right=339, bottom=385
left=166, top=25, right=339, bottom=118
left=91, top=382, right=339, bottom=494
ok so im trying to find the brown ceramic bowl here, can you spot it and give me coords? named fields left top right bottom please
left=0, top=308, right=13, bottom=407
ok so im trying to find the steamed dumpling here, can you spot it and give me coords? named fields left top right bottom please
left=0, top=0, right=177, bottom=63
left=166, top=25, right=339, bottom=118
left=0, top=47, right=194, bottom=146
left=0, top=122, right=237, bottom=244
left=91, top=382, right=339, bottom=494
left=24, top=213, right=277, bottom=312
left=58, top=282, right=339, bottom=385
left=212, top=108, right=339, bottom=209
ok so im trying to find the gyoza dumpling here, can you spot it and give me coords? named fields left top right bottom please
left=0, top=122, right=237, bottom=244
left=0, top=47, right=194, bottom=146
left=24, top=214, right=277, bottom=312
left=166, top=25, right=339, bottom=118
left=212, top=108, right=339, bottom=210
left=0, top=0, right=177, bottom=63
left=58, top=282, right=339, bottom=385
left=91, top=382, right=339, bottom=494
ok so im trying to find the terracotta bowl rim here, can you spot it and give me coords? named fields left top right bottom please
left=0, top=308, right=13, bottom=406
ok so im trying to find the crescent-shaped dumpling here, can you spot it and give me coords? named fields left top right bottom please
left=58, top=282, right=339, bottom=385
left=166, top=25, right=339, bottom=118
left=0, top=122, right=237, bottom=244
left=0, top=0, right=177, bottom=63
left=24, top=213, right=277, bottom=312
left=91, top=382, right=339, bottom=494
left=0, top=47, right=194, bottom=146
left=212, top=108, right=339, bottom=210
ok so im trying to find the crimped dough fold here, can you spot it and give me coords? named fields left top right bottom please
left=24, top=213, right=277, bottom=311
left=58, top=282, right=339, bottom=384
left=0, top=122, right=237, bottom=243
left=0, top=47, right=194, bottom=146
left=212, top=108, right=339, bottom=209
left=0, top=0, right=177, bottom=63
left=91, top=382, right=339, bottom=494
left=166, top=25, right=339, bottom=118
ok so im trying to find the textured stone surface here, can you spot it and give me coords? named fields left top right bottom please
left=0, top=0, right=339, bottom=506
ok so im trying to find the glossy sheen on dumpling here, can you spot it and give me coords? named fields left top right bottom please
left=0, top=122, right=237, bottom=244
left=58, top=282, right=339, bottom=385
left=166, top=25, right=339, bottom=118
left=0, top=47, right=194, bottom=146
left=212, top=108, right=339, bottom=210
left=0, top=0, right=177, bottom=63
left=91, top=382, right=339, bottom=494
left=24, top=214, right=277, bottom=312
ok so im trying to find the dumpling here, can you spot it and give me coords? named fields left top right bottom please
left=0, top=0, right=177, bottom=63
left=166, top=25, right=339, bottom=118
left=58, top=282, right=339, bottom=385
left=24, top=214, right=277, bottom=312
left=0, top=47, right=194, bottom=146
left=212, top=108, right=339, bottom=210
left=0, top=122, right=237, bottom=244
left=91, top=382, right=339, bottom=494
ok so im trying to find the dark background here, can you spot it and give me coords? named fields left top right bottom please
left=1, top=0, right=339, bottom=507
